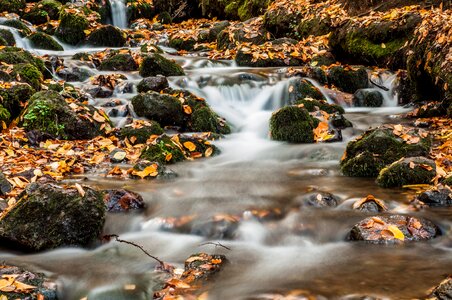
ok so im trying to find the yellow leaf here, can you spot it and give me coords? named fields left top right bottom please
left=13, top=281, right=37, bottom=292
left=0, top=294, right=8, bottom=300
left=133, top=164, right=158, bottom=179
left=387, top=225, right=405, bottom=241
left=183, top=141, right=196, bottom=152
left=84, top=29, right=91, bottom=35
left=381, top=43, right=386, bottom=49
left=113, top=151, right=126, bottom=161
left=205, top=147, right=213, bottom=157
left=183, top=105, right=192, bottom=115
left=165, top=153, right=172, bottom=161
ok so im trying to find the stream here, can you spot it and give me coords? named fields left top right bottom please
left=0, top=12, right=451, bottom=300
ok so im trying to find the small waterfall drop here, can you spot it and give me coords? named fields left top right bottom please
left=0, top=25, right=31, bottom=50
left=110, top=0, right=128, bottom=29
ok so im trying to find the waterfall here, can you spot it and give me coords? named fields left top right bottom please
left=0, top=25, right=31, bottom=50
left=110, top=0, right=128, bottom=29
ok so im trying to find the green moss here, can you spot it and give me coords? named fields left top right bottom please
left=0, top=36, right=6, bottom=46
left=87, top=25, right=126, bottom=47
left=295, top=98, right=345, bottom=114
left=270, top=106, right=318, bottom=143
left=0, top=29, right=15, bottom=46
left=191, top=106, right=231, bottom=134
left=0, top=105, right=11, bottom=123
left=158, top=11, right=172, bottom=24
left=119, top=122, right=164, bottom=144
left=327, top=66, right=369, bottom=94
left=56, top=9, right=89, bottom=45
left=2, top=19, right=31, bottom=35
left=126, top=0, right=155, bottom=22
left=28, top=32, right=63, bottom=51
left=140, top=135, right=186, bottom=164
left=376, top=157, right=436, bottom=188
left=0, top=0, right=25, bottom=13
left=23, top=99, right=66, bottom=137
left=288, top=78, right=325, bottom=102
left=346, top=35, right=405, bottom=63
left=168, top=38, right=196, bottom=51
left=13, top=63, right=43, bottom=91
left=99, top=53, right=138, bottom=71
left=37, top=0, right=62, bottom=19
left=139, top=53, right=185, bottom=77
left=23, top=9, right=49, bottom=25
left=297, top=18, right=330, bottom=39
left=0, top=83, right=34, bottom=119
left=0, top=47, right=46, bottom=73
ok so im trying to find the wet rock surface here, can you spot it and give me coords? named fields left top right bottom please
left=103, top=189, right=145, bottom=212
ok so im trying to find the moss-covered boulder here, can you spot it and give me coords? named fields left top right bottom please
left=0, top=29, right=15, bottom=46
left=126, top=0, right=156, bottom=23
left=0, top=47, right=46, bottom=74
left=341, top=125, right=431, bottom=177
left=270, top=105, right=319, bottom=143
left=327, top=66, right=369, bottom=94
left=28, top=32, right=63, bottom=51
left=0, top=0, right=25, bottom=14
left=202, top=0, right=269, bottom=21
left=352, top=88, right=384, bottom=107
left=23, top=8, right=49, bottom=25
left=288, top=78, right=325, bottom=103
left=131, top=91, right=185, bottom=127
left=137, top=76, right=169, bottom=93
left=297, top=17, right=331, bottom=39
left=330, top=12, right=421, bottom=68
left=99, top=53, right=138, bottom=71
left=139, top=53, right=185, bottom=77
left=87, top=25, right=126, bottom=47
left=0, top=183, right=105, bottom=251
left=13, top=63, right=43, bottom=91
left=2, top=19, right=31, bottom=35
left=119, top=121, right=164, bottom=144
left=217, top=18, right=268, bottom=50
left=56, top=7, right=90, bottom=45
left=190, top=106, right=231, bottom=134
left=295, top=98, right=345, bottom=115
left=168, top=37, right=197, bottom=52
left=376, top=157, right=436, bottom=188
left=0, top=82, right=34, bottom=120
left=20, top=90, right=111, bottom=140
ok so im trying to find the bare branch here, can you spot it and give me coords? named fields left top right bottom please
left=199, top=242, right=231, bottom=251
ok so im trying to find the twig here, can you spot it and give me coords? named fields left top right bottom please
left=199, top=242, right=231, bottom=251
left=369, top=77, right=390, bottom=91
left=104, top=234, right=165, bottom=267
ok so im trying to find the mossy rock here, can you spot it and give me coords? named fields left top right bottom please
left=190, top=106, right=231, bottom=134
left=21, top=90, right=110, bottom=140
left=2, top=19, right=31, bottom=35
left=0, top=29, right=15, bottom=46
left=0, top=0, right=26, bottom=13
left=56, top=8, right=89, bottom=45
left=28, top=32, right=63, bottom=51
left=140, top=43, right=163, bottom=54
left=87, top=25, right=126, bottom=47
left=131, top=91, right=185, bottom=127
left=341, top=126, right=431, bottom=177
left=137, top=76, right=169, bottom=93
left=237, top=0, right=270, bottom=21
left=0, top=47, right=46, bottom=74
left=236, top=47, right=301, bottom=67
left=98, top=53, right=138, bottom=71
left=13, top=63, right=43, bottom=91
left=140, top=134, right=186, bottom=164
left=297, top=17, right=331, bottom=39
left=36, top=0, right=62, bottom=20
left=352, top=88, right=384, bottom=107
left=295, top=98, right=345, bottom=114
left=126, top=0, right=155, bottom=23
left=0, top=36, right=7, bottom=46
left=157, top=11, right=172, bottom=24
left=327, top=66, right=369, bottom=94
left=376, top=157, right=436, bottom=188
left=168, top=37, right=197, bottom=52
left=288, top=78, right=325, bottom=103
left=0, top=183, right=105, bottom=251
left=443, top=176, right=452, bottom=186
left=139, top=53, right=185, bottom=77
left=0, top=83, right=34, bottom=119
left=23, top=8, right=49, bottom=25
left=0, top=104, right=11, bottom=124
left=263, top=3, right=302, bottom=39
left=270, top=105, right=319, bottom=143
left=119, top=121, right=164, bottom=144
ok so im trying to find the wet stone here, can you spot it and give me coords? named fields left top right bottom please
left=0, top=171, right=12, bottom=195
left=182, top=253, right=228, bottom=282
left=352, top=195, right=388, bottom=213
left=349, top=215, right=440, bottom=244
left=103, top=189, right=145, bottom=212
left=84, top=85, right=114, bottom=98
left=415, top=186, right=452, bottom=207
left=296, top=192, right=340, bottom=208
left=191, top=216, right=240, bottom=239
left=136, top=76, right=169, bottom=93
left=56, top=67, right=93, bottom=82
left=429, top=276, right=452, bottom=300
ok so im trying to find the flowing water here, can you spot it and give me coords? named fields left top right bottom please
left=110, top=0, right=128, bottom=29
left=0, top=21, right=451, bottom=300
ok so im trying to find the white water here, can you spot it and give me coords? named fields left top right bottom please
left=110, top=0, right=128, bottom=29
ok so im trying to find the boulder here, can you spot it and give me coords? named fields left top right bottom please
left=87, top=25, right=126, bottom=47
left=56, top=67, right=94, bottom=82
left=137, top=76, right=169, bottom=93
left=119, top=121, right=164, bottom=144
left=288, top=78, right=325, bottom=103
left=139, top=53, right=185, bottom=77
left=0, top=183, right=105, bottom=251
left=2, top=19, right=31, bottom=35
left=27, top=32, right=63, bottom=51
left=341, top=125, right=431, bottom=177
left=269, top=106, right=319, bottom=143
left=0, top=82, right=34, bottom=120
left=429, top=276, right=452, bottom=300
left=352, top=88, right=384, bottom=107
left=0, top=29, right=15, bottom=46
left=349, top=215, right=440, bottom=244
left=12, top=63, right=43, bottom=91
left=376, top=157, right=436, bottom=188
left=20, top=90, right=111, bottom=140
left=55, top=7, right=90, bottom=45
left=190, top=106, right=231, bottom=134
left=0, top=0, right=25, bottom=14
left=0, top=47, right=46, bottom=74
left=295, top=192, right=340, bottom=208
left=103, top=189, right=145, bottom=212
left=98, top=53, right=138, bottom=71
left=415, top=186, right=452, bottom=207
left=327, top=66, right=369, bottom=94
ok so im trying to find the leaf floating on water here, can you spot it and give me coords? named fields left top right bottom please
left=183, top=142, right=196, bottom=152
left=387, top=225, right=405, bottom=241
left=133, top=165, right=159, bottom=179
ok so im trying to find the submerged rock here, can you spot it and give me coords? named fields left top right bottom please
left=376, top=157, right=436, bottom=188
left=137, top=76, right=169, bottom=93
left=0, top=183, right=105, bottom=251
left=295, top=192, right=340, bottom=208
left=352, top=195, right=388, bottom=213
left=352, top=88, right=384, bottom=107
left=341, top=125, right=431, bottom=177
left=103, top=189, right=145, bottom=212
left=414, top=186, right=452, bottom=207
left=139, top=53, right=185, bottom=77
left=56, top=67, right=94, bottom=82
left=349, top=215, right=440, bottom=244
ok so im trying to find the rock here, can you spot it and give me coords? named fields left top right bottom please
left=0, top=183, right=105, bottom=251
left=139, top=53, right=185, bottom=77
left=0, top=264, right=58, bottom=299
left=0, top=47, right=46, bottom=74
left=98, top=53, right=138, bottom=71
left=294, top=98, right=345, bottom=115
left=444, top=176, right=452, bottom=186
left=109, top=148, right=127, bottom=163
left=12, top=63, right=43, bottom=91
left=0, top=29, right=15, bottom=46
left=126, top=0, right=155, bottom=23
left=182, top=253, right=227, bottom=281
left=137, top=76, right=169, bottom=93
left=56, top=67, right=94, bottom=82
left=119, top=121, right=164, bottom=144
left=288, top=78, right=326, bottom=103
left=87, top=25, right=126, bottom=47
left=129, top=160, right=176, bottom=179
left=349, top=215, right=440, bottom=244
left=296, top=192, right=340, bottom=208
left=27, top=32, right=63, bottom=51
left=429, top=276, right=452, bottom=300
left=0, top=0, right=25, bottom=14
left=415, top=186, right=452, bottom=207
left=217, top=18, right=267, bottom=50
left=0, top=171, right=12, bottom=196
left=2, top=19, right=31, bottom=35
left=20, top=90, right=111, bottom=140
left=84, top=85, right=114, bottom=98
left=191, top=217, right=239, bottom=239
left=55, top=6, right=90, bottom=45
left=341, top=125, right=431, bottom=177
left=132, top=91, right=185, bottom=127
left=168, top=37, right=197, bottom=52
left=376, top=157, right=436, bottom=188
left=103, top=189, right=145, bottom=212
left=0, top=82, right=34, bottom=120
left=297, top=17, right=331, bottom=39
left=352, top=195, right=388, bottom=213
left=327, top=66, right=369, bottom=94
left=269, top=106, right=319, bottom=143
left=352, top=88, right=384, bottom=107
left=190, top=106, right=231, bottom=134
